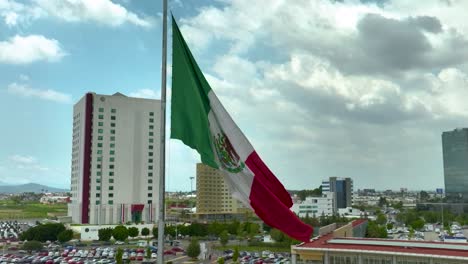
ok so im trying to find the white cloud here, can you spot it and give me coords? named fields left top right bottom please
left=9, top=154, right=36, bottom=164
left=129, top=89, right=159, bottom=99
left=34, top=0, right=153, bottom=27
left=7, top=82, right=72, bottom=103
left=0, top=35, right=65, bottom=64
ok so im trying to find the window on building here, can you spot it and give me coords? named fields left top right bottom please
left=148, top=166, right=153, bottom=170
left=109, top=186, right=114, bottom=191
left=149, top=125, right=154, bottom=129
left=111, top=109, right=116, bottom=113
left=109, top=200, right=113, bottom=205
left=148, top=159, right=153, bottom=163
left=149, top=138, right=154, bottom=143
left=110, top=129, right=115, bottom=134
left=149, top=152, right=153, bottom=156
left=148, top=200, right=152, bottom=204
left=99, top=108, right=104, bottom=112
left=148, top=193, right=152, bottom=197
left=96, top=201, right=100, bottom=205
left=148, top=172, right=153, bottom=177
left=110, top=143, right=115, bottom=148
left=109, top=193, right=113, bottom=198
left=109, top=172, right=114, bottom=176
left=111, top=123, right=115, bottom=127
left=109, top=179, right=114, bottom=184
left=149, top=145, right=153, bottom=149
left=96, top=193, right=100, bottom=197
left=150, top=112, right=154, bottom=116
left=109, top=157, right=114, bottom=162
left=98, top=136, right=103, bottom=140
left=97, top=143, right=103, bottom=147
left=98, top=115, right=104, bottom=119
left=149, top=131, right=154, bottom=136
left=96, top=178, right=101, bottom=183
left=110, top=150, right=115, bottom=155
left=97, top=186, right=101, bottom=190
left=111, top=116, right=116, bottom=120
left=98, top=129, right=103, bottom=133
left=148, top=179, right=153, bottom=184
left=110, top=136, right=115, bottom=141
left=148, top=186, right=153, bottom=190
left=98, top=122, right=103, bottom=126
left=97, top=156, right=102, bottom=161
left=109, top=164, right=114, bottom=169
left=149, top=118, right=154, bottom=123
left=97, top=171, right=101, bottom=176
left=97, top=150, right=102, bottom=154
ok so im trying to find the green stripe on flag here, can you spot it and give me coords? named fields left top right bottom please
left=170, top=16, right=218, bottom=169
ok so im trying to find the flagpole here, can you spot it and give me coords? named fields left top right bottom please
left=157, top=0, right=168, bottom=263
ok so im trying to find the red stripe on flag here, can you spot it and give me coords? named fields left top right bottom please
left=245, top=151, right=293, bottom=207
left=246, top=151, right=312, bottom=242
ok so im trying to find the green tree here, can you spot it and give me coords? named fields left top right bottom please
left=141, top=227, right=150, bottom=236
left=376, top=213, right=387, bottom=225
left=146, top=247, right=151, bottom=259
left=152, top=227, right=158, bottom=238
left=186, top=238, right=201, bottom=260
left=128, top=227, right=139, bottom=238
left=233, top=247, right=239, bottom=262
left=217, top=257, right=225, bottom=264
left=387, top=223, right=394, bottom=230
left=116, top=248, right=123, bottom=264
left=419, top=191, right=430, bottom=201
left=57, top=230, right=73, bottom=243
left=22, top=241, right=43, bottom=252
left=98, top=228, right=113, bottom=241
left=20, top=223, right=66, bottom=242
left=410, top=219, right=425, bottom=230
left=378, top=197, right=387, bottom=207
left=112, top=225, right=129, bottom=241
left=219, top=230, right=229, bottom=246
left=270, top=228, right=285, bottom=242
left=366, top=221, right=387, bottom=238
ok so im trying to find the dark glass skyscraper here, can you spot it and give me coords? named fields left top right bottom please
left=442, top=128, right=468, bottom=202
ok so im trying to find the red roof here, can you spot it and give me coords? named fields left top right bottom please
left=351, top=219, right=367, bottom=227
left=297, top=236, right=468, bottom=258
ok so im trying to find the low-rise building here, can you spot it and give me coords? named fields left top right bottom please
left=292, top=192, right=334, bottom=217
left=292, top=220, right=468, bottom=264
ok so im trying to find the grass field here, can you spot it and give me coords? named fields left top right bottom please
left=0, top=200, right=67, bottom=219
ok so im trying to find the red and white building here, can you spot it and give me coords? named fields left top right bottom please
left=292, top=220, right=468, bottom=264
left=68, top=92, right=160, bottom=224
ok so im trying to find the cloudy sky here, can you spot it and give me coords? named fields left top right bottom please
left=1, top=0, right=467, bottom=191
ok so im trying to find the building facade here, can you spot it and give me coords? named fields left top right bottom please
left=292, top=219, right=468, bottom=264
left=68, top=92, right=160, bottom=224
left=292, top=192, right=334, bottom=217
left=322, top=177, right=353, bottom=213
left=442, top=128, right=468, bottom=203
left=195, top=163, right=250, bottom=221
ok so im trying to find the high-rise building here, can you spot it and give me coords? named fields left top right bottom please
left=442, top=128, right=468, bottom=202
left=195, top=163, right=250, bottom=221
left=322, top=177, right=353, bottom=213
left=68, top=92, right=160, bottom=224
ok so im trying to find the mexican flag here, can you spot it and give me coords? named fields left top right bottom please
left=170, top=17, right=313, bottom=242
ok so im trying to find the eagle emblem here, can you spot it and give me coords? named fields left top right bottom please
left=213, top=133, right=245, bottom=173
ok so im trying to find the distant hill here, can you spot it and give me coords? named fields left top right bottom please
left=0, top=183, right=69, bottom=194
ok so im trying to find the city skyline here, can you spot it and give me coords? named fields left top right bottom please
left=2, top=0, right=468, bottom=191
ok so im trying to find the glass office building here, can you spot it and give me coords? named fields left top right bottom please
left=442, top=128, right=468, bottom=202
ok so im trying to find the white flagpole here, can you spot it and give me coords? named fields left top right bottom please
left=157, top=0, right=168, bottom=263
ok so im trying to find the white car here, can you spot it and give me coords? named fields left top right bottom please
left=151, top=253, right=157, bottom=259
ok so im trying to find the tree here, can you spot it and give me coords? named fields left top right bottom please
left=376, top=213, right=387, bottom=225
left=22, top=241, right=43, bottom=252
left=378, top=197, right=387, bottom=207
left=141, top=227, right=150, bottom=236
left=146, top=247, right=151, bottom=259
left=217, top=257, right=225, bottom=264
left=116, top=248, right=123, bottom=264
left=366, top=221, right=387, bottom=238
left=57, top=230, right=73, bottom=243
left=128, top=227, right=139, bottom=238
left=233, top=247, right=239, bottom=262
left=20, top=223, right=66, bottom=242
left=112, top=225, right=129, bottom=241
left=410, top=219, right=425, bottom=230
left=186, top=238, right=201, bottom=260
left=419, top=191, right=430, bottom=201
left=387, top=223, right=394, bottom=230
left=270, top=228, right=285, bottom=242
left=152, top=227, right=158, bottom=238
left=98, top=228, right=113, bottom=241
left=219, top=230, right=229, bottom=246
